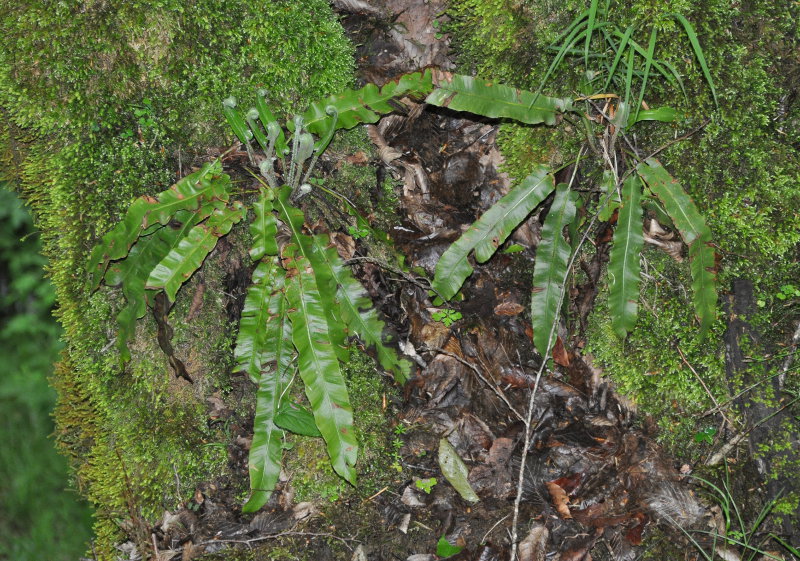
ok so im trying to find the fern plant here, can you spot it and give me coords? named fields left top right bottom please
left=89, top=24, right=717, bottom=508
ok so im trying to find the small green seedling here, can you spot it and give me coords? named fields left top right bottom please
left=693, top=426, right=717, bottom=444
left=776, top=284, right=800, bottom=300
left=432, top=309, right=462, bottom=327
left=502, top=243, right=525, bottom=254
left=415, top=477, right=437, bottom=494
left=436, top=535, right=464, bottom=558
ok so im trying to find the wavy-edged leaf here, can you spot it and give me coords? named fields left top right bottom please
left=427, top=70, right=573, bottom=125
left=433, top=166, right=555, bottom=300
left=637, top=159, right=710, bottom=244
left=608, top=174, right=644, bottom=338
left=146, top=201, right=244, bottom=301
left=284, top=255, right=358, bottom=485
left=301, top=70, right=434, bottom=135
left=531, top=183, right=577, bottom=357
left=234, top=257, right=288, bottom=381
left=309, top=234, right=411, bottom=383
left=637, top=158, right=717, bottom=334
left=106, top=210, right=209, bottom=361
left=689, top=234, right=718, bottom=335
left=249, top=190, right=278, bottom=261
left=88, top=162, right=229, bottom=287
left=273, top=188, right=349, bottom=362
left=240, top=258, right=294, bottom=513
left=597, top=170, right=621, bottom=222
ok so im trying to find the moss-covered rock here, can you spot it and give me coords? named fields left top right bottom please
left=1, top=1, right=355, bottom=556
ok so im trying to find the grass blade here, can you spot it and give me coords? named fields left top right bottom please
left=670, top=13, right=718, bottom=106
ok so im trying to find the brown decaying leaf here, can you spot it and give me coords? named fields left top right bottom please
left=494, top=301, right=525, bottom=316
left=624, top=512, right=648, bottom=546
left=330, top=231, right=356, bottom=261
left=552, top=336, right=571, bottom=366
left=545, top=481, right=572, bottom=519
left=517, top=524, right=549, bottom=561
left=343, top=150, right=370, bottom=165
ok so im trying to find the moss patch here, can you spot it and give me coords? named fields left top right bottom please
left=1, top=1, right=356, bottom=556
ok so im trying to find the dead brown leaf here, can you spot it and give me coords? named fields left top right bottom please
left=552, top=336, right=571, bottom=366
left=517, top=524, right=549, bottom=561
left=494, top=301, right=525, bottom=316
left=545, top=481, right=573, bottom=519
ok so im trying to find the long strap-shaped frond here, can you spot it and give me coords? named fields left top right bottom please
left=301, top=71, right=435, bottom=135
left=432, top=166, right=555, bottom=300
left=531, top=184, right=577, bottom=357
left=636, top=159, right=717, bottom=334
left=273, top=187, right=350, bottom=362
left=146, top=201, right=244, bottom=301
left=608, top=174, right=644, bottom=337
left=87, top=162, right=230, bottom=287
left=249, top=190, right=279, bottom=261
left=238, top=258, right=294, bottom=513
left=426, top=70, right=573, bottom=125
left=105, top=210, right=208, bottom=362
left=309, top=234, right=411, bottom=383
left=285, top=254, right=358, bottom=485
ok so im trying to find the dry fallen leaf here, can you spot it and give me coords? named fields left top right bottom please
left=552, top=336, right=571, bottom=366
left=546, top=481, right=573, bottom=519
left=494, top=301, right=525, bottom=316
left=517, top=524, right=549, bottom=561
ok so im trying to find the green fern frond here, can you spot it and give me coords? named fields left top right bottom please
left=432, top=166, right=556, bottom=300
left=284, top=253, right=358, bottom=485
left=608, top=174, right=644, bottom=337
left=87, top=162, right=230, bottom=288
left=237, top=258, right=294, bottom=513
left=309, top=234, right=411, bottom=383
left=145, top=201, right=244, bottom=301
left=531, top=183, right=577, bottom=358
left=427, top=71, right=573, bottom=125
left=637, top=159, right=718, bottom=334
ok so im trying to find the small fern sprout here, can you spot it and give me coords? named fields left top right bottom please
left=222, top=96, right=237, bottom=108
left=300, top=105, right=339, bottom=188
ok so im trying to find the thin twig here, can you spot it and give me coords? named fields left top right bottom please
left=509, top=148, right=594, bottom=561
left=344, top=255, right=434, bottom=293
left=778, top=319, right=800, bottom=390
left=676, top=345, right=735, bottom=429
left=428, top=347, right=524, bottom=421
left=482, top=514, right=511, bottom=544
left=706, top=393, right=800, bottom=466
left=198, top=531, right=357, bottom=552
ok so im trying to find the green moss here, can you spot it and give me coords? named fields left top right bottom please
left=0, top=1, right=356, bottom=557
left=585, top=248, right=728, bottom=453
left=286, top=350, right=401, bottom=503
